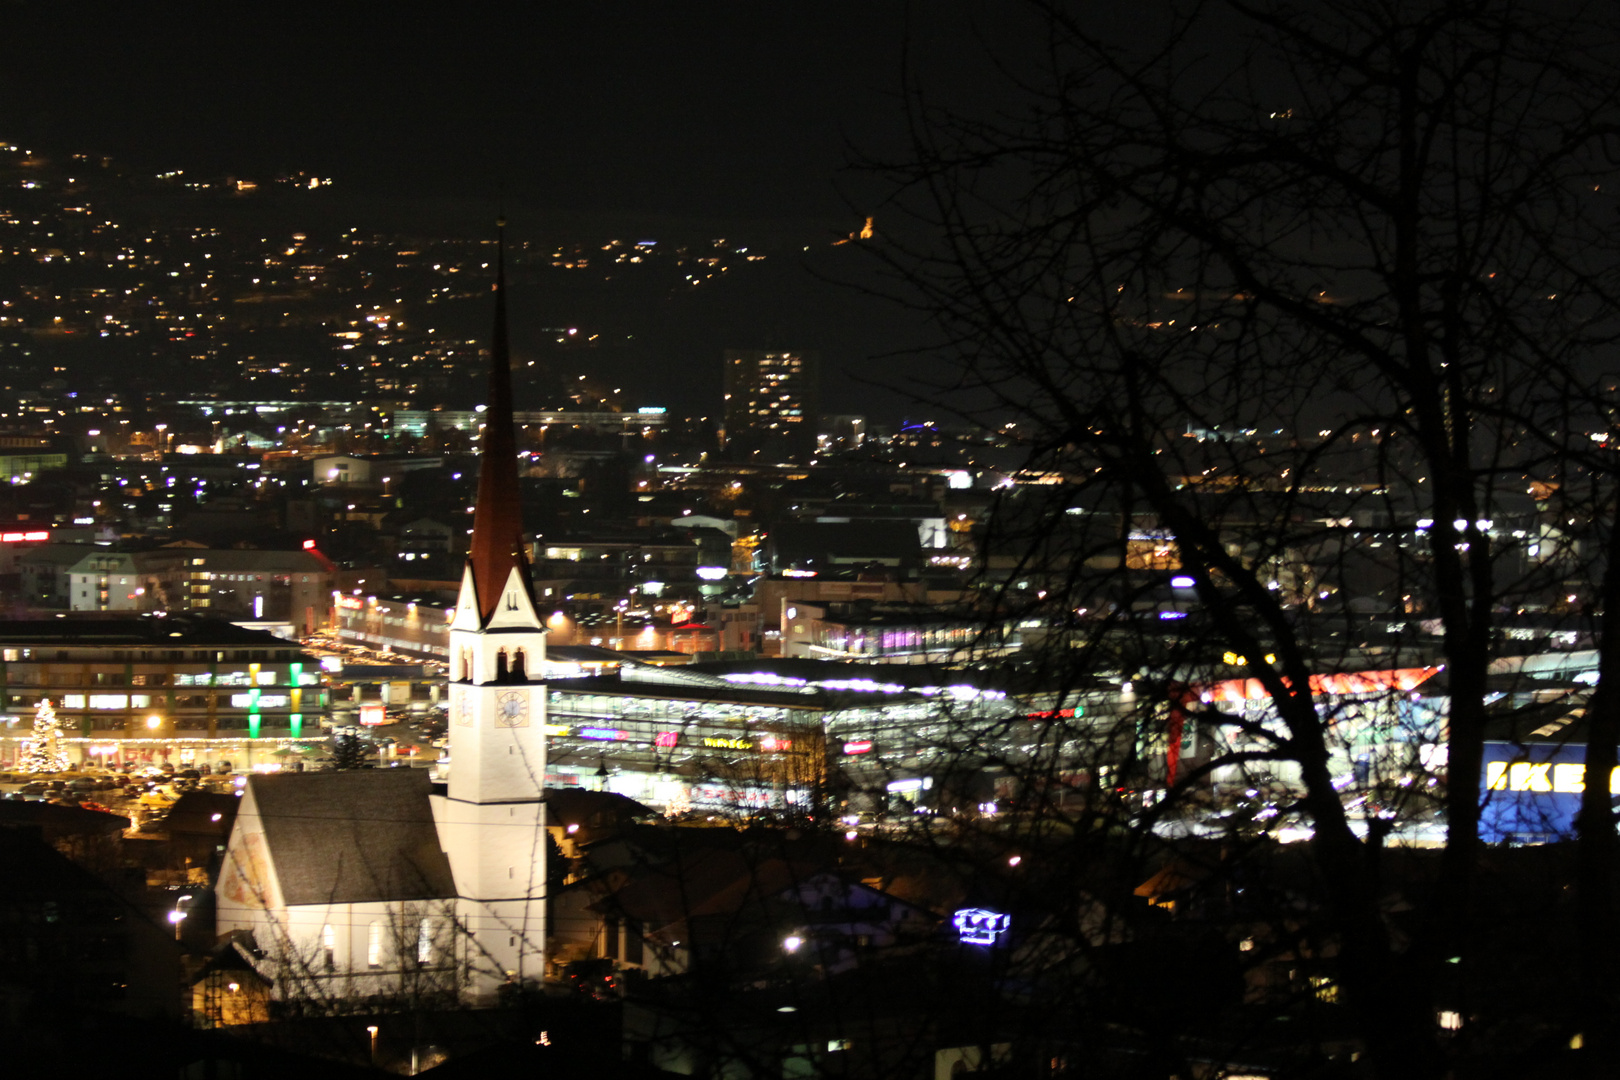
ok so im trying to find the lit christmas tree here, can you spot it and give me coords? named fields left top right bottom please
left=21, top=698, right=69, bottom=774
left=664, top=784, right=693, bottom=820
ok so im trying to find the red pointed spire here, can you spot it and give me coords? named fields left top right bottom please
left=466, top=220, right=533, bottom=624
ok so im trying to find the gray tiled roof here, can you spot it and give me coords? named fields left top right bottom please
left=248, top=769, right=455, bottom=906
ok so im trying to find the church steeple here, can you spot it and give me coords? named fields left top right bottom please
left=464, top=219, right=535, bottom=626
left=436, top=220, right=549, bottom=1007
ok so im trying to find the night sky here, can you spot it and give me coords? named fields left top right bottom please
left=2, top=2, right=1024, bottom=232
left=1, top=2, right=1049, bottom=419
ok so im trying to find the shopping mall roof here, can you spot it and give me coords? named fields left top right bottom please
left=0, top=615, right=309, bottom=650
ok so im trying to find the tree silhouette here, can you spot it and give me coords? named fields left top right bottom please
left=860, top=1, right=1620, bottom=1075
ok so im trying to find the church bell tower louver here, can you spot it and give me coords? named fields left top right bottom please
left=431, top=221, right=549, bottom=1002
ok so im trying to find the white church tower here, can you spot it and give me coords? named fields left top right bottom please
left=431, top=223, right=549, bottom=1003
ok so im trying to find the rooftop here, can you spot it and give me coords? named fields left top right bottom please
left=0, top=615, right=313, bottom=650
left=246, top=768, right=455, bottom=906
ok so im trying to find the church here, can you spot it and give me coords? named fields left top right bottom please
left=215, top=226, right=550, bottom=1007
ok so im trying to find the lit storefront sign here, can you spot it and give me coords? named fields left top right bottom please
left=579, top=726, right=627, bottom=741
left=1205, top=666, right=1440, bottom=703
left=682, top=782, right=811, bottom=810
left=1480, top=741, right=1616, bottom=842
left=359, top=703, right=386, bottom=726
left=1485, top=760, right=1620, bottom=794
left=0, top=530, right=48, bottom=542
left=655, top=731, right=679, bottom=747
left=953, top=908, right=1011, bottom=945
left=233, top=694, right=289, bottom=709
left=703, top=736, right=752, bottom=750
left=843, top=740, right=873, bottom=755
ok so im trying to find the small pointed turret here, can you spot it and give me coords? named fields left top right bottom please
left=465, top=220, right=535, bottom=626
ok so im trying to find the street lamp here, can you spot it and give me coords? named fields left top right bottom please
left=169, top=893, right=193, bottom=941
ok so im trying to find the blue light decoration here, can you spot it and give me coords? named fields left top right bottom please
left=953, top=907, right=1011, bottom=945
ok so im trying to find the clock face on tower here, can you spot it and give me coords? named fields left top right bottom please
left=494, top=688, right=530, bottom=728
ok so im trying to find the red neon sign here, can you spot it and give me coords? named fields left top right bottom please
left=0, top=530, right=48, bottom=543
left=1204, top=666, right=1440, bottom=704
left=655, top=731, right=679, bottom=748
left=843, top=740, right=874, bottom=755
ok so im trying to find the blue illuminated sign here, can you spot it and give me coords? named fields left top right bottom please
left=953, top=908, right=1011, bottom=945
left=1479, top=739, right=1618, bottom=843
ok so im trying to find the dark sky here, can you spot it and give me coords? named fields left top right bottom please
left=0, top=2, right=1052, bottom=420
left=2, top=1, right=1020, bottom=234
